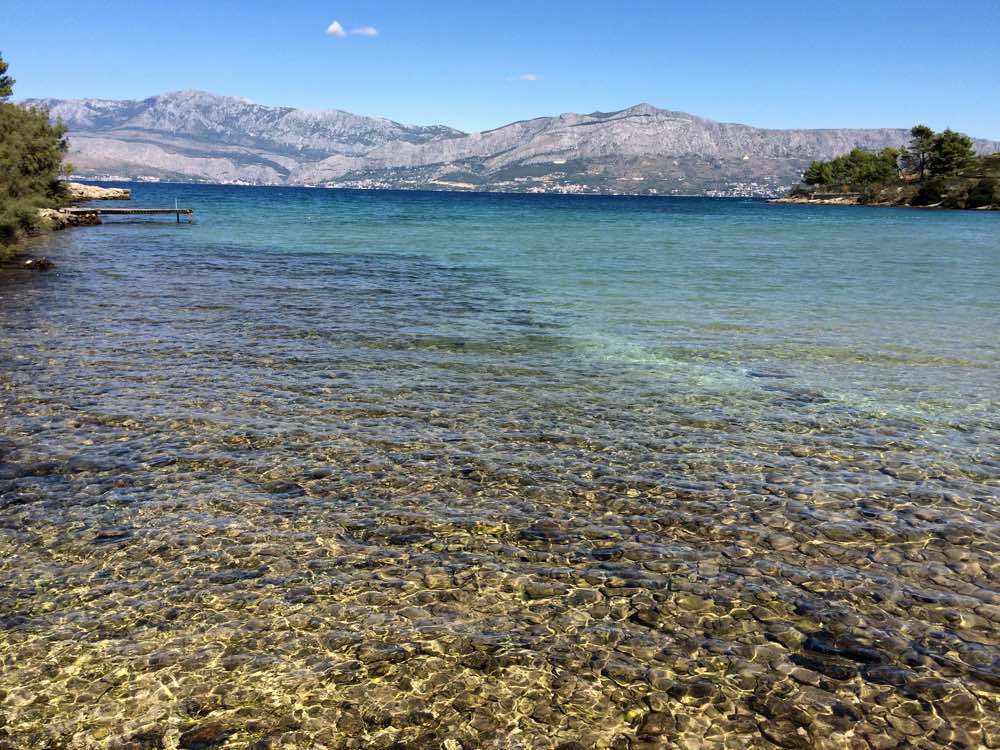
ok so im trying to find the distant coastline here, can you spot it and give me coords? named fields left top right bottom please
left=68, top=176, right=751, bottom=200
left=68, top=173, right=780, bottom=200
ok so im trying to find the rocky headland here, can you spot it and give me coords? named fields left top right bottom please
left=64, top=181, right=130, bottom=202
left=34, top=182, right=130, bottom=235
left=773, top=135, right=999, bottom=210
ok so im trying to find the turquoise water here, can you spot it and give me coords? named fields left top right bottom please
left=117, top=186, right=1000, bottom=415
left=1, top=185, right=998, bottom=749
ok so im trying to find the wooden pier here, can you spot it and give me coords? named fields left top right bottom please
left=65, top=206, right=194, bottom=223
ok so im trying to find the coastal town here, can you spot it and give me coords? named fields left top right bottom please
left=74, top=172, right=790, bottom=198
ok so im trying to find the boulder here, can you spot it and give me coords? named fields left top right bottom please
left=64, top=181, right=131, bottom=201
left=37, top=208, right=101, bottom=229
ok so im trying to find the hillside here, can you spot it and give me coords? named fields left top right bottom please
left=23, top=91, right=1000, bottom=196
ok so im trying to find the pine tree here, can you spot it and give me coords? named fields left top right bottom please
left=803, top=160, right=833, bottom=185
left=927, top=129, right=975, bottom=176
left=0, top=53, right=14, bottom=101
left=899, top=125, right=934, bottom=180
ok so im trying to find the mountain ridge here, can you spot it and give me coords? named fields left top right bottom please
left=22, top=91, right=1000, bottom=196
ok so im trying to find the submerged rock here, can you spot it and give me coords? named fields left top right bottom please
left=178, top=723, right=231, bottom=749
left=22, top=257, right=55, bottom=271
left=804, top=634, right=883, bottom=664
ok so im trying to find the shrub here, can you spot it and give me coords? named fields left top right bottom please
left=966, top=178, right=997, bottom=208
left=0, top=52, right=70, bottom=255
left=911, top=177, right=948, bottom=206
left=0, top=197, right=44, bottom=241
left=801, top=148, right=899, bottom=187
left=858, top=184, right=886, bottom=205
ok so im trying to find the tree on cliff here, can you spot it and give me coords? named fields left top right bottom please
left=0, top=53, right=70, bottom=253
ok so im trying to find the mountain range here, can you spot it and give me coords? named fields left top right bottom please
left=23, top=90, right=1000, bottom=197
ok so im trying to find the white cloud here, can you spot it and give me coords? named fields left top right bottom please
left=327, top=21, right=378, bottom=38
left=519, top=73, right=539, bottom=81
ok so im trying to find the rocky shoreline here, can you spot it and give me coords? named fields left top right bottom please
left=3, top=182, right=132, bottom=269
left=769, top=194, right=998, bottom=210
left=37, top=181, right=130, bottom=230
left=770, top=194, right=865, bottom=206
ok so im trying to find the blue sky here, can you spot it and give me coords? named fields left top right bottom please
left=4, top=0, right=999, bottom=138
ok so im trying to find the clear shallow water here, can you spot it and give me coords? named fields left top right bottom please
left=0, top=185, right=998, bottom=749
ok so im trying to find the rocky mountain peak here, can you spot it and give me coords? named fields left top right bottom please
left=25, top=90, right=1000, bottom=196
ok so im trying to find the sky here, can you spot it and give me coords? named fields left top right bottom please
left=3, top=0, right=1000, bottom=138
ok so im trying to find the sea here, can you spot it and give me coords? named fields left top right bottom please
left=1, top=183, right=998, bottom=749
